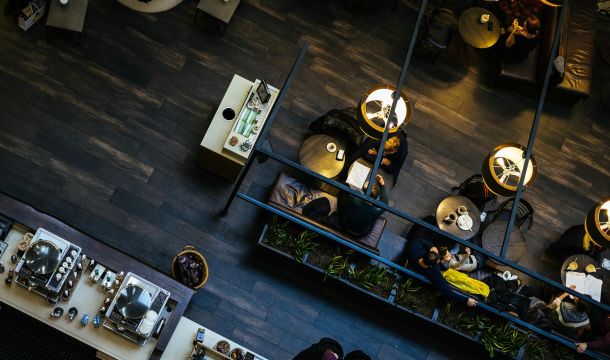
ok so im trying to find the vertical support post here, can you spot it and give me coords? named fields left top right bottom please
left=499, top=0, right=568, bottom=258
left=365, top=0, right=428, bottom=196
left=221, top=42, right=309, bottom=215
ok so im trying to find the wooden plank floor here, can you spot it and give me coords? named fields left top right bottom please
left=0, top=0, right=609, bottom=358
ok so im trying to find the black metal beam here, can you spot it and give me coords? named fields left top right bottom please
left=239, top=191, right=606, bottom=359
left=365, top=0, right=428, bottom=196
left=254, top=146, right=610, bottom=312
left=221, top=42, right=309, bottom=215
left=499, top=0, right=568, bottom=259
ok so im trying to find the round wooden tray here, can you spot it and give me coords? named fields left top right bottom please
left=171, top=245, right=208, bottom=290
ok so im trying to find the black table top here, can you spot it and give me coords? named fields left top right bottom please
left=435, top=195, right=480, bottom=240
left=561, top=254, right=610, bottom=304
left=458, top=7, right=501, bottom=49
left=298, top=134, right=346, bottom=179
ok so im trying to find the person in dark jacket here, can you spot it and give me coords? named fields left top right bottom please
left=406, top=237, right=478, bottom=307
left=292, top=338, right=343, bottom=360
left=500, top=16, right=541, bottom=63
left=338, top=174, right=388, bottom=236
left=577, top=314, right=610, bottom=354
left=350, top=131, right=408, bottom=186
left=344, top=350, right=371, bottom=360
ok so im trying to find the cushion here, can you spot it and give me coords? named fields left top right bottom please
left=268, top=172, right=385, bottom=253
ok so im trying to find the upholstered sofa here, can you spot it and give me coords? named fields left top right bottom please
left=498, top=0, right=597, bottom=103
left=268, top=172, right=386, bottom=254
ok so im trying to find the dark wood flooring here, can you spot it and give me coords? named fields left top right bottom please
left=0, top=0, right=609, bottom=358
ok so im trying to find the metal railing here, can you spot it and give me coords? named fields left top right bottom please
left=220, top=0, right=608, bottom=357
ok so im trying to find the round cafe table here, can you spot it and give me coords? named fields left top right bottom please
left=458, top=7, right=501, bottom=49
left=298, top=134, right=346, bottom=179
left=435, top=195, right=480, bottom=240
left=482, top=220, right=527, bottom=263
left=560, top=254, right=610, bottom=304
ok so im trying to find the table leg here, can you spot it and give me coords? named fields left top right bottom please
left=602, top=82, right=610, bottom=111
left=217, top=20, right=227, bottom=36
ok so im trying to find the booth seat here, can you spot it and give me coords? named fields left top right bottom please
left=268, top=172, right=385, bottom=254
left=498, top=0, right=596, bottom=103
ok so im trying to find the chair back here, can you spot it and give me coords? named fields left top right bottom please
left=492, top=198, right=535, bottom=231
left=453, top=174, right=496, bottom=210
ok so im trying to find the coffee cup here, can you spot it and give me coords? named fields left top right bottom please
left=444, top=212, right=458, bottom=224
left=222, top=108, right=235, bottom=120
left=457, top=206, right=468, bottom=215
left=480, top=14, right=490, bottom=24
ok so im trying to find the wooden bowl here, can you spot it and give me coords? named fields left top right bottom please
left=171, top=245, right=208, bottom=290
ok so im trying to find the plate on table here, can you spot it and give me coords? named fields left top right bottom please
left=457, top=214, right=473, bottom=231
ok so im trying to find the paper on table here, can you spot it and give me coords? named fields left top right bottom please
left=565, top=272, right=603, bottom=302
left=346, top=162, right=371, bottom=189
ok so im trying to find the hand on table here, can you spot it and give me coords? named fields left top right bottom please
left=368, top=148, right=377, bottom=155
left=381, top=158, right=391, bottom=166
left=576, top=343, right=587, bottom=353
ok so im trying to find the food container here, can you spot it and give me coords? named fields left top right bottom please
left=171, top=246, right=208, bottom=290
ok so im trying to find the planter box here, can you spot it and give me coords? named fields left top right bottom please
left=257, top=222, right=510, bottom=358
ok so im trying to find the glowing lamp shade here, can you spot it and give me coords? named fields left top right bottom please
left=585, top=198, right=610, bottom=247
left=539, top=0, right=562, bottom=7
left=481, top=143, right=538, bottom=197
left=358, top=84, right=412, bottom=139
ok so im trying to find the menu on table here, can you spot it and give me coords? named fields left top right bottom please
left=565, top=271, right=602, bottom=302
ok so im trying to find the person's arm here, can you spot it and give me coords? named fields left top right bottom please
left=505, top=19, right=520, bottom=48
left=588, top=332, right=610, bottom=350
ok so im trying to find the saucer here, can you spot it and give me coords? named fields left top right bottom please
left=457, top=214, right=473, bottom=231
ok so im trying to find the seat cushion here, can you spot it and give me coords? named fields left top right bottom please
left=268, top=172, right=385, bottom=253
left=498, top=45, right=539, bottom=84
left=553, top=0, right=596, bottom=99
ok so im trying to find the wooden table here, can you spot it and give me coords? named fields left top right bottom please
left=199, top=74, right=278, bottom=180
left=458, top=7, right=500, bottom=49
left=46, top=0, right=88, bottom=42
left=117, top=0, right=181, bottom=13
left=195, top=0, right=241, bottom=36
left=435, top=195, right=480, bottom=240
left=161, top=317, right=268, bottom=360
left=561, top=254, right=610, bottom=304
left=298, top=134, right=346, bottom=179
left=482, top=220, right=527, bottom=262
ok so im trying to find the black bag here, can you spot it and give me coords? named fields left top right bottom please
left=302, top=197, right=331, bottom=221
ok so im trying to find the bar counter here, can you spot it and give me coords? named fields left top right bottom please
left=0, top=192, right=193, bottom=360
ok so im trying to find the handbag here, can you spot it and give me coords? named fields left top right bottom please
left=442, top=268, right=490, bottom=298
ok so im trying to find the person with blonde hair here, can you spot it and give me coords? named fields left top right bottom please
left=350, top=131, right=408, bottom=186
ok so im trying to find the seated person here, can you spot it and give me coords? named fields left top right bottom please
left=408, top=215, right=458, bottom=253
left=500, top=16, right=541, bottom=63
left=527, top=286, right=591, bottom=340
left=548, top=225, right=605, bottom=262
left=406, top=237, right=478, bottom=307
left=344, top=351, right=371, bottom=360
left=350, top=131, right=408, bottom=186
left=337, top=175, right=388, bottom=236
left=577, top=314, right=610, bottom=354
left=293, top=338, right=343, bottom=360
left=439, top=246, right=482, bottom=273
